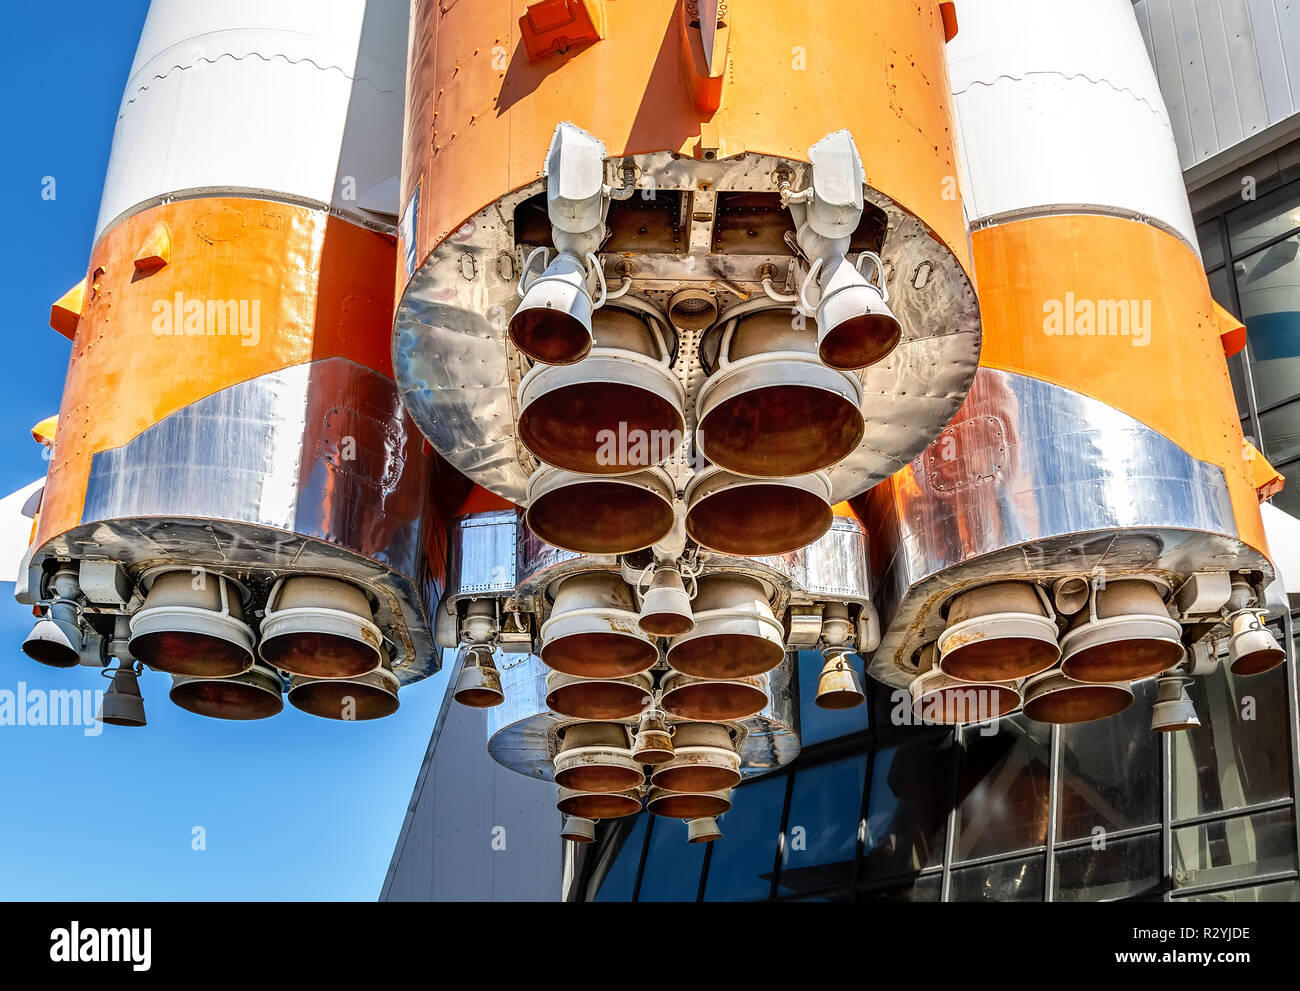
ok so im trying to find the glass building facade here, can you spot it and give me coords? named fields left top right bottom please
left=577, top=178, right=1300, bottom=902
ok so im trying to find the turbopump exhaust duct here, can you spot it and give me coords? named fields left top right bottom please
left=507, top=121, right=610, bottom=366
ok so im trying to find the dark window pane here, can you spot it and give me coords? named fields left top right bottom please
left=1208, top=266, right=1252, bottom=418
left=1058, top=679, right=1160, bottom=841
left=796, top=649, right=869, bottom=746
left=1180, top=880, right=1300, bottom=902
left=1270, top=459, right=1300, bottom=518
left=1261, top=400, right=1300, bottom=463
left=784, top=887, right=857, bottom=902
left=955, top=715, right=1051, bottom=860
left=703, top=775, right=785, bottom=901
left=1199, top=222, right=1226, bottom=271
left=1171, top=661, right=1292, bottom=821
left=1227, top=179, right=1300, bottom=256
left=1173, top=807, right=1298, bottom=890
left=1207, top=264, right=1232, bottom=307
left=1234, top=234, right=1300, bottom=410
left=637, top=816, right=706, bottom=901
left=777, top=754, right=867, bottom=896
left=591, top=815, right=648, bottom=902
left=950, top=855, right=1045, bottom=902
left=860, top=872, right=942, bottom=902
left=862, top=735, right=955, bottom=880
left=1228, top=356, right=1252, bottom=420
left=1054, top=833, right=1162, bottom=902
left=871, top=679, right=923, bottom=740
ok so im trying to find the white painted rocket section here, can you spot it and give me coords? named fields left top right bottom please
left=1263, top=503, right=1300, bottom=607
left=947, top=0, right=1196, bottom=249
left=96, top=0, right=407, bottom=238
left=0, top=479, right=45, bottom=585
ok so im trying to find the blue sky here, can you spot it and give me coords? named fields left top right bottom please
left=0, top=2, right=448, bottom=900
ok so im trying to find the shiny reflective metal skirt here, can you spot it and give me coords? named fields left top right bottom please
left=860, top=370, right=1272, bottom=689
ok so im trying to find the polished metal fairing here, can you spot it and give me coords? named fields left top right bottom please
left=444, top=507, right=874, bottom=778
left=393, top=152, right=981, bottom=506
left=26, top=360, right=443, bottom=684
left=862, top=369, right=1274, bottom=689
left=443, top=509, right=874, bottom=621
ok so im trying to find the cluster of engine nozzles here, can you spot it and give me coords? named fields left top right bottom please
left=515, top=304, right=893, bottom=561
left=48, top=571, right=401, bottom=723
left=509, top=129, right=899, bottom=561
left=452, top=569, right=807, bottom=843
left=908, top=577, right=1285, bottom=727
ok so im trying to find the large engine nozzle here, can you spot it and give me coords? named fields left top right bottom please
left=525, top=466, right=675, bottom=556
left=696, top=310, right=865, bottom=478
left=259, top=575, right=383, bottom=680
left=128, top=571, right=255, bottom=678
left=1059, top=579, right=1184, bottom=683
left=539, top=573, right=658, bottom=678
left=665, top=574, right=785, bottom=679
left=938, top=581, right=1061, bottom=683
left=169, top=661, right=285, bottom=721
left=685, top=468, right=834, bottom=557
left=1020, top=669, right=1133, bottom=725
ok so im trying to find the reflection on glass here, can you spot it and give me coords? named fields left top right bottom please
left=592, top=814, right=648, bottom=902
left=1054, top=833, right=1161, bottom=902
left=703, top=776, right=785, bottom=901
left=955, top=716, right=1051, bottom=861
left=860, top=872, right=942, bottom=902
left=1181, top=879, right=1300, bottom=902
left=777, top=754, right=867, bottom=896
left=1199, top=220, right=1225, bottom=271
left=1173, top=807, right=1298, bottom=890
left=1171, top=662, right=1292, bottom=821
left=638, top=816, right=707, bottom=902
left=1227, top=179, right=1300, bottom=256
left=951, top=855, right=1044, bottom=902
left=1058, top=678, right=1159, bottom=841
left=796, top=649, right=869, bottom=746
left=862, top=736, right=954, bottom=880
left=1234, top=234, right=1300, bottom=410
